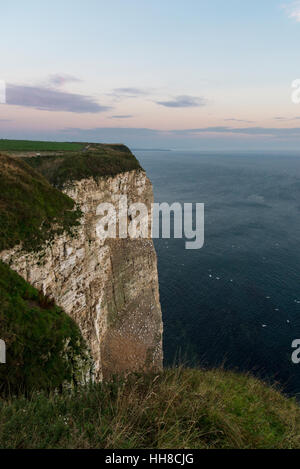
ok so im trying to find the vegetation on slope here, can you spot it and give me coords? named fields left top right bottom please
left=0, top=367, right=299, bottom=449
left=26, top=143, right=142, bottom=188
left=0, top=261, right=91, bottom=396
left=0, top=141, right=141, bottom=251
left=0, top=152, right=81, bottom=252
left=0, top=139, right=85, bottom=152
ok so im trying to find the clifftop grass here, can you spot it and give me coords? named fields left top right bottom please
left=0, top=367, right=299, bottom=449
left=25, top=143, right=142, bottom=188
left=0, top=139, right=85, bottom=152
left=0, top=152, right=81, bottom=252
left=0, top=142, right=142, bottom=251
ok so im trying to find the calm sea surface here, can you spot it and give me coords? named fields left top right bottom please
left=136, top=150, right=300, bottom=396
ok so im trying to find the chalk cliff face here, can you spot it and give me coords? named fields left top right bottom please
left=0, top=170, right=163, bottom=381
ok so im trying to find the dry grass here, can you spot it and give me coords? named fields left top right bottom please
left=0, top=367, right=299, bottom=449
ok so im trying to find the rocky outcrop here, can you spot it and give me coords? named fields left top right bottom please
left=0, top=170, right=163, bottom=380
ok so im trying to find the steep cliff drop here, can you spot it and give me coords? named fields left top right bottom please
left=0, top=144, right=163, bottom=381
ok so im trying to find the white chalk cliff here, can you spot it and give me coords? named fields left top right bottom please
left=0, top=169, right=163, bottom=380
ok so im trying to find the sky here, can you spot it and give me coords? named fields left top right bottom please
left=2, top=0, right=300, bottom=150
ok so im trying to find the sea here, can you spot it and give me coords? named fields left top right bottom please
left=135, top=150, right=300, bottom=397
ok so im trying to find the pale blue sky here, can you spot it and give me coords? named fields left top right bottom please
left=2, top=0, right=300, bottom=149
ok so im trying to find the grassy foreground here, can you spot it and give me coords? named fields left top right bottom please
left=0, top=368, right=299, bottom=449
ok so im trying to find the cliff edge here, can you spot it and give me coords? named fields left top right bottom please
left=0, top=143, right=163, bottom=382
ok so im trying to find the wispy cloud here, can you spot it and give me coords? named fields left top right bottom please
left=60, top=125, right=300, bottom=140
left=110, top=88, right=149, bottom=98
left=172, top=126, right=300, bottom=137
left=108, top=89, right=207, bottom=110
left=156, top=95, right=207, bottom=108
left=224, top=118, right=255, bottom=124
left=61, top=127, right=160, bottom=138
left=282, top=1, right=300, bottom=22
left=6, top=84, right=111, bottom=113
left=48, top=74, right=82, bottom=87
left=274, top=115, right=300, bottom=121
left=110, top=114, right=134, bottom=119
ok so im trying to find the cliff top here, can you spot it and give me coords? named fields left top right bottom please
left=0, top=140, right=143, bottom=251
left=0, top=139, right=142, bottom=188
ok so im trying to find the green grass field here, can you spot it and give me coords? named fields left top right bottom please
left=0, top=139, right=85, bottom=152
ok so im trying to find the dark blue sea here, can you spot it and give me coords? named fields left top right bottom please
left=136, top=150, right=300, bottom=397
